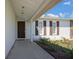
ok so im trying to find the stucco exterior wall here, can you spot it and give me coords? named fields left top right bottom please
left=16, top=18, right=72, bottom=41
left=30, top=19, right=71, bottom=40
left=5, top=0, right=16, bottom=57
left=59, top=20, right=70, bottom=39
left=25, top=21, right=31, bottom=39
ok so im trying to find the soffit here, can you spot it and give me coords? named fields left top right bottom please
left=11, top=0, right=61, bottom=21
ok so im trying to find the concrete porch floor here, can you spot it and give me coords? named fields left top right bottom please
left=6, top=40, right=55, bottom=59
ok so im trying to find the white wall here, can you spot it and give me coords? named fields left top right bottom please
left=5, top=0, right=16, bottom=57
left=31, top=19, right=71, bottom=40
left=25, top=20, right=35, bottom=41
left=17, top=18, right=71, bottom=41
left=25, top=21, right=31, bottom=39
left=59, top=20, right=70, bottom=39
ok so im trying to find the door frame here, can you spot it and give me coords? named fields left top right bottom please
left=16, top=20, right=26, bottom=40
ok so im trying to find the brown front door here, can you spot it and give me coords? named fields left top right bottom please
left=17, top=21, right=25, bottom=38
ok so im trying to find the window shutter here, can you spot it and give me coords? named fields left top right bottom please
left=49, top=21, right=52, bottom=35
left=35, top=21, right=38, bottom=35
left=43, top=21, right=46, bottom=35
left=57, top=21, right=59, bottom=35
left=70, top=20, right=73, bottom=38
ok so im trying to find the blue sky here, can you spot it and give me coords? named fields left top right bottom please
left=43, top=0, right=73, bottom=18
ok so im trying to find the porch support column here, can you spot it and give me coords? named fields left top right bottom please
left=30, top=19, right=33, bottom=42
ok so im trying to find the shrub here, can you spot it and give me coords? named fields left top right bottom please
left=35, top=38, right=73, bottom=59
left=39, top=38, right=51, bottom=45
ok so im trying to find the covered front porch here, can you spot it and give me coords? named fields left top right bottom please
left=5, top=0, right=61, bottom=58
left=6, top=40, right=55, bottom=59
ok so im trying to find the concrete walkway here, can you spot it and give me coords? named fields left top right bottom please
left=6, top=40, right=55, bottom=59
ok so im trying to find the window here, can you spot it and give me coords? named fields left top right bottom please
left=70, top=20, right=73, bottom=38
left=43, top=21, right=46, bottom=27
left=35, top=21, right=38, bottom=35
left=56, top=21, right=59, bottom=35
left=43, top=21, right=46, bottom=35
left=49, top=21, right=53, bottom=35
left=70, top=20, right=73, bottom=27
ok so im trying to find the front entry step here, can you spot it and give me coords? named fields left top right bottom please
left=16, top=38, right=25, bottom=41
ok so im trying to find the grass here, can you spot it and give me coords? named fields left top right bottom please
left=35, top=38, right=73, bottom=59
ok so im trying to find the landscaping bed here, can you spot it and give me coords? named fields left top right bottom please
left=34, top=38, right=73, bottom=59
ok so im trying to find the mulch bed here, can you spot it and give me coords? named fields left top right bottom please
left=36, top=43, right=73, bottom=59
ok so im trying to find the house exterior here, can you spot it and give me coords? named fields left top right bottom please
left=33, top=17, right=73, bottom=40
left=16, top=17, right=73, bottom=41
left=5, top=0, right=62, bottom=57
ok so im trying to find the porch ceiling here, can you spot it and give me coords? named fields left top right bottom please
left=11, top=0, right=61, bottom=21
